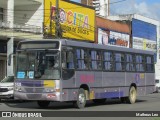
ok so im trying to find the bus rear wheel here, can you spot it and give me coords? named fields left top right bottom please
left=37, top=101, right=50, bottom=108
left=127, top=86, right=137, bottom=104
left=74, top=88, right=86, bottom=109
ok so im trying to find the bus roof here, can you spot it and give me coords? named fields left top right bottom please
left=18, top=39, right=155, bottom=55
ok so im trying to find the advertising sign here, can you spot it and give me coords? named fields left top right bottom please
left=98, top=28, right=130, bottom=48
left=44, top=0, right=95, bottom=42
left=98, top=28, right=108, bottom=45
left=132, top=19, right=157, bottom=41
left=133, top=37, right=156, bottom=51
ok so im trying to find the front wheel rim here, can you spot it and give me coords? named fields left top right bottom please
left=79, top=93, right=85, bottom=104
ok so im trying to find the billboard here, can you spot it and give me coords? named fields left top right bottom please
left=44, top=0, right=95, bottom=42
left=132, top=18, right=157, bottom=41
left=98, top=28, right=130, bottom=48
left=133, top=37, right=156, bottom=51
left=132, top=18, right=157, bottom=52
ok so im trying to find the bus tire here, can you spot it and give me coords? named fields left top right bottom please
left=74, top=88, right=86, bottom=109
left=127, top=86, right=137, bottom=104
left=37, top=101, right=50, bottom=108
left=93, top=99, right=106, bottom=104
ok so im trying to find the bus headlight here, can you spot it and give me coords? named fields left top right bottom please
left=44, top=88, right=55, bottom=93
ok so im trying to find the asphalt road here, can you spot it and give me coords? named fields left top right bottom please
left=0, top=93, right=160, bottom=120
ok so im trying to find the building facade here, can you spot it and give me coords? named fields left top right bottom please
left=0, top=0, right=44, bottom=79
left=95, top=16, right=131, bottom=48
left=68, top=0, right=109, bottom=17
left=107, top=14, right=160, bottom=79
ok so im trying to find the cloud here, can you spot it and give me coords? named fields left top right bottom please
left=110, top=0, right=160, bottom=20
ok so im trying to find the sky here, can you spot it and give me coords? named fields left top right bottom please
left=110, top=0, right=160, bottom=21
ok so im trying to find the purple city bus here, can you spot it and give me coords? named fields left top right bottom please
left=14, top=39, right=155, bottom=108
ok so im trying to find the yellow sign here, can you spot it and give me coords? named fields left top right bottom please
left=44, top=0, right=95, bottom=42
left=44, top=80, right=55, bottom=87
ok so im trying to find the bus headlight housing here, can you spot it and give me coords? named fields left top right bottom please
left=44, top=88, right=55, bottom=93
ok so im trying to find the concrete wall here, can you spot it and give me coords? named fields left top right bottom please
left=14, top=4, right=43, bottom=29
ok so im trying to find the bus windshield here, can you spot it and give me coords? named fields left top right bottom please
left=16, top=50, right=60, bottom=80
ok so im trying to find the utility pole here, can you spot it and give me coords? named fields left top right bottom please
left=55, top=0, right=62, bottom=38
left=108, top=0, right=110, bottom=16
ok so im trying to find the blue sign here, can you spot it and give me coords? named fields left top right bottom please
left=29, top=71, right=34, bottom=79
left=132, top=18, right=157, bottom=41
left=17, top=72, right=25, bottom=79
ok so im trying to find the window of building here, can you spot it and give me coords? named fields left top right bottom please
left=114, top=52, right=125, bottom=71
left=103, top=51, right=113, bottom=71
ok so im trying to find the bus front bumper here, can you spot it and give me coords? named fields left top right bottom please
left=14, top=92, right=61, bottom=101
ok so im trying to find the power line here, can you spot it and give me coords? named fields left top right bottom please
left=3, top=0, right=128, bottom=11
left=110, top=0, right=127, bottom=5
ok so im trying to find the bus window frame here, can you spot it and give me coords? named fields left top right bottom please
left=61, top=45, right=155, bottom=74
left=135, top=54, right=146, bottom=73
left=102, top=50, right=114, bottom=72
left=61, top=46, right=75, bottom=80
left=113, top=51, right=126, bottom=72
left=89, top=49, right=103, bottom=71
left=145, top=55, right=155, bottom=73
left=75, top=47, right=89, bottom=71
left=125, top=53, right=136, bottom=72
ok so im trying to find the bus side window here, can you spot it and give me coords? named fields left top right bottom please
left=136, top=55, right=145, bottom=72
left=62, top=47, right=75, bottom=80
left=76, top=49, right=88, bottom=69
left=66, top=51, right=74, bottom=69
left=62, top=51, right=67, bottom=69
left=114, top=52, right=124, bottom=71
left=146, top=56, right=154, bottom=72
left=104, top=51, right=113, bottom=71
left=126, top=54, right=135, bottom=72
left=62, top=49, right=74, bottom=69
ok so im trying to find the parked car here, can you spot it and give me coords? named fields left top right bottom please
left=0, top=76, right=14, bottom=101
left=155, top=79, right=160, bottom=93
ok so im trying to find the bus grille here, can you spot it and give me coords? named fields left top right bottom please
left=26, top=94, right=42, bottom=100
left=24, top=88, right=44, bottom=93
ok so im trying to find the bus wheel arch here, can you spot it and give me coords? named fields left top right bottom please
left=128, top=83, right=137, bottom=104
left=74, top=84, right=90, bottom=109
left=80, top=84, right=90, bottom=100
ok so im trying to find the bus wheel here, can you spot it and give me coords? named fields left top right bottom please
left=74, top=88, right=86, bottom=109
left=37, top=101, right=50, bottom=108
left=127, top=86, right=137, bottom=104
left=93, top=99, right=106, bottom=104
